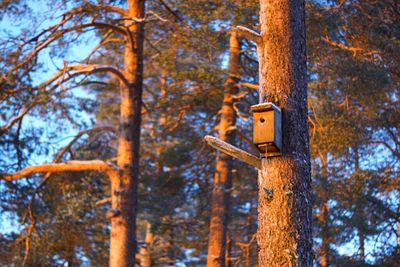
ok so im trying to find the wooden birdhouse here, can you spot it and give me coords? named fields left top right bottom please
left=251, top=102, right=282, bottom=156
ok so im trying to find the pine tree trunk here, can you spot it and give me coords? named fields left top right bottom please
left=257, top=0, right=312, bottom=266
left=319, top=153, right=329, bottom=267
left=319, top=200, right=329, bottom=267
left=139, top=222, right=154, bottom=267
left=225, top=231, right=232, bottom=267
left=109, top=1, right=145, bottom=266
left=206, top=31, right=240, bottom=267
left=354, top=147, right=365, bottom=264
left=358, top=230, right=365, bottom=262
left=164, top=220, right=175, bottom=267
left=397, top=208, right=400, bottom=255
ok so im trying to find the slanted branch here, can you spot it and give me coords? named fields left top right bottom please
left=235, top=26, right=261, bottom=45
left=239, top=82, right=259, bottom=90
left=46, top=64, right=130, bottom=88
left=204, top=135, right=261, bottom=169
left=1, top=160, right=119, bottom=181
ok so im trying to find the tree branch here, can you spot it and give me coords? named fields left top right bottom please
left=54, top=126, right=117, bottom=162
left=0, top=105, right=34, bottom=133
left=157, top=0, right=183, bottom=22
left=239, top=82, right=259, bottom=90
left=366, top=196, right=399, bottom=221
left=66, top=4, right=128, bottom=17
left=1, top=64, right=126, bottom=134
left=1, top=160, right=119, bottom=181
left=46, top=64, right=130, bottom=88
left=322, top=36, right=379, bottom=57
left=235, top=26, right=261, bottom=45
left=11, top=21, right=126, bottom=73
left=95, top=197, right=112, bottom=206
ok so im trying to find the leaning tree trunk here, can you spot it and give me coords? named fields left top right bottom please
left=109, top=0, right=145, bottom=266
left=257, top=0, right=312, bottom=266
left=206, top=31, right=240, bottom=267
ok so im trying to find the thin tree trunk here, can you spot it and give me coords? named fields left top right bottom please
left=257, top=0, right=312, bottom=266
left=109, top=1, right=145, bottom=266
left=358, top=230, right=365, bottom=262
left=319, top=153, right=329, bottom=267
left=397, top=223, right=400, bottom=255
left=206, top=31, right=240, bottom=267
left=225, top=231, right=232, bottom=267
left=139, top=222, right=154, bottom=267
left=354, top=147, right=365, bottom=264
left=165, top=219, right=175, bottom=267
left=397, top=203, right=400, bottom=255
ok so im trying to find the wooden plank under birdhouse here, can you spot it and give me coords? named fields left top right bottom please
left=204, top=135, right=261, bottom=169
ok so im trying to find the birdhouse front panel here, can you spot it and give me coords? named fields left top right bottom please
left=251, top=103, right=282, bottom=156
left=253, top=110, right=274, bottom=145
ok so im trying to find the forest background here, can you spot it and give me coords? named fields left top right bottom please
left=0, top=0, right=399, bottom=266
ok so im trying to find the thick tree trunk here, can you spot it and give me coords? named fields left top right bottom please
left=109, top=1, right=145, bottom=266
left=257, top=0, right=312, bottom=266
left=206, top=31, right=240, bottom=267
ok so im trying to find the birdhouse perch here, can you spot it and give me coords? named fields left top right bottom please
left=251, top=102, right=282, bottom=156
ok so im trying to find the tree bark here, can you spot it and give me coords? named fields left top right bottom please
left=206, top=31, right=240, bottom=267
left=139, top=221, right=154, bottom=267
left=109, top=0, right=145, bottom=266
left=225, top=231, right=232, bottom=267
left=257, top=0, right=312, bottom=266
left=319, top=153, right=329, bottom=267
left=354, top=146, right=365, bottom=264
left=397, top=203, right=400, bottom=256
left=358, top=230, right=365, bottom=262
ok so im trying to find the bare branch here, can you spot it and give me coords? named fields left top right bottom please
left=235, top=26, right=261, bottom=45
left=146, top=10, right=168, bottom=22
left=157, top=0, right=184, bottom=22
left=85, top=34, right=124, bottom=63
left=66, top=4, right=128, bottom=17
left=45, top=64, right=130, bottom=88
left=1, top=65, right=126, bottom=134
left=95, top=197, right=112, bottom=206
left=371, top=140, right=400, bottom=159
left=322, top=36, right=379, bottom=58
left=11, top=21, right=127, bottom=73
left=366, top=196, right=399, bottom=221
left=239, top=82, right=259, bottom=90
left=0, top=105, right=34, bottom=133
left=1, top=160, right=119, bottom=181
left=54, top=126, right=117, bottom=162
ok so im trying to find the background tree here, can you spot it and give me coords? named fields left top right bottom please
left=0, top=0, right=148, bottom=265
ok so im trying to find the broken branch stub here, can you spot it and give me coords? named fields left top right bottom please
left=235, top=26, right=261, bottom=45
